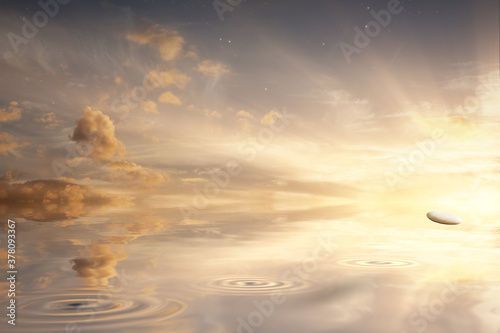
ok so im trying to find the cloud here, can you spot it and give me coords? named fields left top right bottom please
left=238, top=118, right=252, bottom=132
left=236, top=110, right=254, bottom=119
left=144, top=68, right=190, bottom=90
left=0, top=132, right=29, bottom=155
left=104, top=160, right=142, bottom=170
left=70, top=107, right=126, bottom=162
left=260, top=110, right=283, bottom=125
left=187, top=104, right=221, bottom=118
left=105, top=160, right=168, bottom=186
left=0, top=179, right=132, bottom=222
left=71, top=242, right=127, bottom=287
left=105, top=216, right=168, bottom=244
left=185, top=45, right=200, bottom=60
left=36, top=112, right=62, bottom=129
left=141, top=100, right=158, bottom=114
left=0, top=171, right=23, bottom=182
left=159, top=91, right=182, bottom=105
left=0, top=133, right=19, bottom=155
left=0, top=101, right=22, bottom=123
left=107, top=168, right=168, bottom=185
left=127, top=22, right=185, bottom=62
left=203, top=108, right=222, bottom=118
left=196, top=60, right=230, bottom=76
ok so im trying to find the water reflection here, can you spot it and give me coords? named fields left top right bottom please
left=2, top=200, right=499, bottom=333
left=337, top=258, right=420, bottom=269
left=189, top=276, right=309, bottom=295
left=19, top=290, right=187, bottom=330
left=71, top=243, right=127, bottom=287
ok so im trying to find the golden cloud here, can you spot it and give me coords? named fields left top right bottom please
left=159, top=91, right=182, bottom=105
left=0, top=132, right=29, bottom=155
left=0, top=178, right=133, bottom=222
left=107, top=168, right=168, bottom=185
left=104, top=160, right=142, bottom=170
left=144, top=68, right=190, bottom=90
left=70, top=107, right=126, bottom=162
left=36, top=112, right=62, bottom=129
left=236, top=110, right=254, bottom=119
left=71, top=242, right=127, bottom=287
left=127, top=22, right=185, bottom=62
left=105, top=216, right=169, bottom=244
left=196, top=60, right=230, bottom=76
left=141, top=100, right=158, bottom=114
left=0, top=101, right=22, bottom=123
left=203, top=109, right=222, bottom=118
left=260, top=110, right=283, bottom=125
left=238, top=118, right=252, bottom=132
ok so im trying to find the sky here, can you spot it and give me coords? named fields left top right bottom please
left=0, top=0, right=499, bottom=222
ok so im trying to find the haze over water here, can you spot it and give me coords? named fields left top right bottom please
left=0, top=0, right=499, bottom=332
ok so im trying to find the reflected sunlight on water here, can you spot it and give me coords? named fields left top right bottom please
left=2, top=196, right=499, bottom=333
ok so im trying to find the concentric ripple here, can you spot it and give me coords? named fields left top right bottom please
left=19, top=291, right=187, bottom=329
left=190, top=276, right=309, bottom=295
left=337, top=258, right=419, bottom=269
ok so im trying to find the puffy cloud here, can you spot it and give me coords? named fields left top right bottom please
left=70, top=107, right=126, bottom=162
left=238, top=118, right=252, bottom=132
left=187, top=105, right=221, bottom=118
left=196, top=60, right=230, bottom=76
left=104, top=160, right=142, bottom=170
left=104, top=160, right=168, bottom=186
left=260, top=110, right=283, bottom=125
left=71, top=242, right=127, bottom=287
left=0, top=179, right=132, bottom=222
left=236, top=110, right=254, bottom=119
left=141, top=100, right=158, bottom=114
left=237, top=110, right=254, bottom=132
left=144, top=68, right=190, bottom=90
left=0, top=171, right=22, bottom=182
left=107, top=168, right=168, bottom=185
left=203, top=108, right=222, bottom=118
left=127, top=22, right=185, bottom=62
left=0, top=101, right=22, bottom=123
left=0, top=141, right=21, bottom=155
left=159, top=91, right=182, bottom=105
left=0, top=131, right=29, bottom=155
left=36, top=112, right=62, bottom=129
left=185, top=49, right=199, bottom=61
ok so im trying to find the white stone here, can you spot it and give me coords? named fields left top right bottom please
left=427, top=211, right=462, bottom=225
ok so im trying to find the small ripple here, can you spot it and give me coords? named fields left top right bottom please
left=190, top=276, right=309, bottom=295
left=19, top=290, right=187, bottom=330
left=337, top=258, right=419, bottom=269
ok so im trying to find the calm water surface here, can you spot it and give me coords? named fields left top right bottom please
left=2, top=203, right=500, bottom=333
